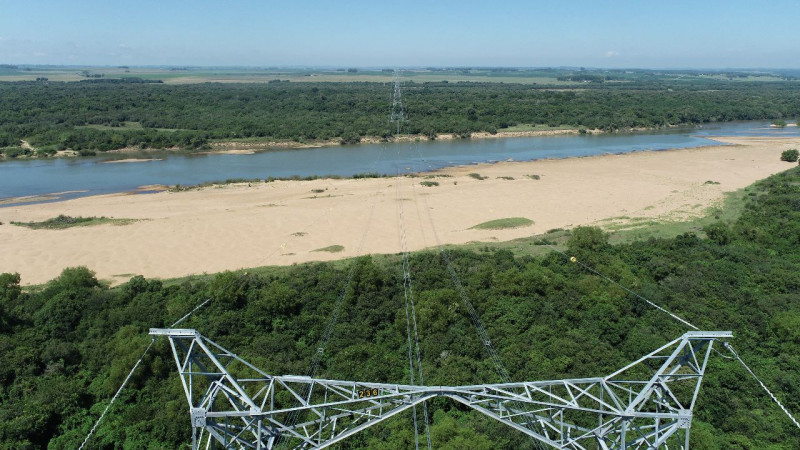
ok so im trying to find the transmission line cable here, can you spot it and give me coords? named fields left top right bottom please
left=725, top=343, right=800, bottom=431
left=546, top=243, right=800, bottom=431
left=408, top=140, right=549, bottom=450
left=83, top=118, right=393, bottom=449
left=392, top=71, right=432, bottom=450
left=418, top=139, right=800, bottom=435
left=78, top=272, right=247, bottom=449
left=278, top=145, right=391, bottom=448
left=78, top=339, right=155, bottom=450
left=398, top=176, right=421, bottom=450
left=395, top=162, right=432, bottom=448
left=250, top=140, right=388, bottom=270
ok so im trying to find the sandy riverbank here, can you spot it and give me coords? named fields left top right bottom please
left=1, top=136, right=798, bottom=286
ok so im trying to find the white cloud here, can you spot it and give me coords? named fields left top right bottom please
left=605, top=50, right=620, bottom=58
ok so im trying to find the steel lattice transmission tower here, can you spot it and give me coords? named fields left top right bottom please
left=151, top=328, right=732, bottom=449
left=390, top=71, right=405, bottom=135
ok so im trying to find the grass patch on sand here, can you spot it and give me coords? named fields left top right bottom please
left=312, top=245, right=345, bottom=253
left=607, top=184, right=756, bottom=244
left=11, top=215, right=137, bottom=230
left=420, top=181, right=439, bottom=187
left=470, top=217, right=534, bottom=230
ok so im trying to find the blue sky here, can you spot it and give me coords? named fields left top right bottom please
left=1, top=0, right=798, bottom=68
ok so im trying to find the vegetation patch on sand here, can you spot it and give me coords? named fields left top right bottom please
left=470, top=217, right=534, bottom=230
left=11, top=215, right=138, bottom=230
left=312, top=245, right=345, bottom=253
left=780, top=149, right=799, bottom=162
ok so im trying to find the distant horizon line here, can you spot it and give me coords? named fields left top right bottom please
left=3, top=64, right=800, bottom=72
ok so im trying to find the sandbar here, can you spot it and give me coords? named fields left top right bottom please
left=1, top=136, right=798, bottom=286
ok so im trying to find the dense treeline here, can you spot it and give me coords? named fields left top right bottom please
left=1, top=80, right=799, bottom=155
left=1, top=167, right=800, bottom=448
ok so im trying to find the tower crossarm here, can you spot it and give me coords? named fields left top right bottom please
left=150, top=328, right=731, bottom=449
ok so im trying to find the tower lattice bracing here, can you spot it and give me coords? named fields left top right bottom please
left=150, top=328, right=731, bottom=449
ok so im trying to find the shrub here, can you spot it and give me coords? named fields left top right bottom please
left=567, top=226, right=609, bottom=255
left=468, top=173, right=486, bottom=180
left=780, top=149, right=799, bottom=162
left=312, top=245, right=344, bottom=253
left=352, top=172, right=380, bottom=179
left=704, top=222, right=732, bottom=245
left=339, top=132, right=361, bottom=145
left=420, top=181, right=439, bottom=187
left=4, top=147, right=31, bottom=158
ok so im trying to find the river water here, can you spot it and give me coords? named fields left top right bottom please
left=1, top=121, right=798, bottom=206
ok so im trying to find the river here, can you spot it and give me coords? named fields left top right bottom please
left=1, top=121, right=798, bottom=206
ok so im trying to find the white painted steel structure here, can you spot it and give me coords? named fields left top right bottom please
left=150, top=328, right=732, bottom=449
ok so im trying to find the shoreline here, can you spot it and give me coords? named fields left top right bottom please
left=1, top=138, right=728, bottom=206
left=2, top=135, right=799, bottom=286
left=1, top=124, right=686, bottom=162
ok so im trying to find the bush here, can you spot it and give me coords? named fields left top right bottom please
left=567, top=226, right=609, bottom=255
left=3, top=147, right=31, bottom=158
left=703, top=222, right=731, bottom=245
left=780, top=149, right=798, bottom=162
left=339, top=132, right=361, bottom=145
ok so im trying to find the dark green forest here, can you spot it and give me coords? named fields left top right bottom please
left=1, top=162, right=800, bottom=447
left=1, top=79, right=799, bottom=155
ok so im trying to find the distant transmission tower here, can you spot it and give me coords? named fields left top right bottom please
left=390, top=70, right=405, bottom=135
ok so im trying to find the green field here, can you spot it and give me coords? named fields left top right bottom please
left=2, top=65, right=797, bottom=85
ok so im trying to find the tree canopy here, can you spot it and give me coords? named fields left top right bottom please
left=1, top=168, right=799, bottom=448
left=1, top=79, right=800, bottom=155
